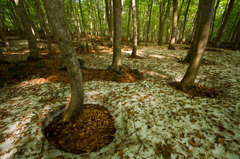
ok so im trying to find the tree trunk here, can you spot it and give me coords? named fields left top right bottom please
left=34, top=0, right=52, bottom=50
left=7, top=0, right=22, bottom=33
left=42, top=0, right=84, bottom=122
left=127, top=3, right=132, bottom=40
left=209, top=0, right=220, bottom=43
left=158, top=0, right=170, bottom=46
left=233, top=19, right=240, bottom=50
left=168, top=0, right=178, bottom=50
left=105, top=0, right=113, bottom=45
left=87, top=0, right=93, bottom=38
left=96, top=0, right=104, bottom=45
left=177, top=0, right=185, bottom=23
left=109, top=0, right=121, bottom=72
left=136, top=0, right=140, bottom=43
left=79, top=0, right=89, bottom=49
left=214, top=0, right=235, bottom=47
left=145, top=0, right=153, bottom=46
left=131, top=0, right=138, bottom=57
left=13, top=0, right=39, bottom=60
left=180, top=0, right=215, bottom=88
left=180, top=0, right=191, bottom=43
left=70, top=0, right=81, bottom=49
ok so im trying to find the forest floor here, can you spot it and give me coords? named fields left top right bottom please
left=0, top=36, right=240, bottom=159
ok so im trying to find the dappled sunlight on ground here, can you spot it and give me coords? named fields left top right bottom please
left=0, top=40, right=239, bottom=158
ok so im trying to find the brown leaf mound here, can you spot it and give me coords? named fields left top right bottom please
left=169, top=82, right=223, bottom=98
left=44, top=104, right=116, bottom=154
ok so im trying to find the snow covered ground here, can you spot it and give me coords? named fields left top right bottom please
left=0, top=44, right=239, bottom=159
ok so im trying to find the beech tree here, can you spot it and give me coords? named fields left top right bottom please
left=168, top=0, right=178, bottom=50
left=131, top=0, right=138, bottom=57
left=13, top=0, right=39, bottom=60
left=214, top=0, right=235, bottom=47
left=109, top=0, right=122, bottom=72
left=42, top=0, right=84, bottom=122
left=180, top=0, right=215, bottom=88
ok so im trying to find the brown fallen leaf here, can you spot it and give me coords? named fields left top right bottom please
left=189, top=137, right=197, bottom=147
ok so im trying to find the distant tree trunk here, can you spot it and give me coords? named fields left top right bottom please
left=96, top=0, right=104, bottom=45
left=109, top=0, right=121, bottom=72
left=105, top=0, right=113, bottom=45
left=43, top=0, right=84, bottom=122
left=168, top=0, right=178, bottom=50
left=233, top=19, right=240, bottom=50
left=177, top=0, right=185, bottom=23
left=131, top=0, right=137, bottom=57
left=145, top=0, right=153, bottom=46
left=209, top=0, right=220, bottom=43
left=214, top=0, right=235, bottom=47
left=158, top=0, right=170, bottom=46
left=79, top=0, right=89, bottom=49
left=180, top=0, right=191, bottom=43
left=87, top=0, right=93, bottom=38
left=180, top=0, right=215, bottom=88
left=127, top=3, right=132, bottom=40
left=136, top=0, right=140, bottom=42
left=70, top=0, right=81, bottom=49
left=7, top=1, right=22, bottom=33
left=13, top=0, right=39, bottom=60
left=34, top=0, right=52, bottom=50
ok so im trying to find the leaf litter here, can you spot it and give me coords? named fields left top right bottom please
left=0, top=42, right=239, bottom=159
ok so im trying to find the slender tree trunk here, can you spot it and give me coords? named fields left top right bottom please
left=42, top=0, right=84, bottom=122
left=145, top=0, right=153, bottom=46
left=214, top=0, right=235, bottom=47
left=7, top=1, right=22, bottom=33
left=34, top=0, right=52, bottom=50
left=136, top=0, right=140, bottom=43
left=209, top=0, right=220, bottom=43
left=158, top=0, right=170, bottom=46
left=233, top=19, right=240, bottom=50
left=105, top=0, right=113, bottom=46
left=13, top=0, right=39, bottom=60
left=127, top=3, right=132, bottom=40
left=70, top=0, right=81, bottom=49
left=180, top=0, right=215, bottom=88
left=109, top=0, right=121, bottom=72
left=87, top=0, right=93, bottom=38
left=168, top=0, right=178, bottom=50
left=177, top=0, right=185, bottom=23
left=226, top=12, right=239, bottom=43
left=96, top=0, right=104, bottom=45
left=180, top=0, right=191, bottom=43
left=79, top=0, right=89, bottom=49
left=131, top=0, right=138, bottom=57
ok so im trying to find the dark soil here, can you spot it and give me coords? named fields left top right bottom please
left=44, top=104, right=116, bottom=154
left=169, top=82, right=223, bottom=98
left=0, top=50, right=143, bottom=87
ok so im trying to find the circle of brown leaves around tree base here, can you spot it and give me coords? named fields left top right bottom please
left=44, top=104, right=116, bottom=154
left=169, top=82, right=223, bottom=98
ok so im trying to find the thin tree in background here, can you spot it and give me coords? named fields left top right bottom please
left=79, top=0, right=89, bottom=50
left=42, top=0, right=84, bottom=122
left=209, top=0, right=220, bottom=43
left=179, top=0, right=191, bottom=43
left=145, top=0, right=153, bottom=46
left=233, top=19, right=240, bottom=50
left=131, top=0, right=138, bottom=57
left=127, top=2, right=132, bottom=40
left=34, top=0, right=52, bottom=50
left=214, top=0, right=235, bottom=47
left=96, top=0, right=104, bottom=45
left=13, top=0, right=39, bottom=60
left=109, top=0, right=122, bottom=72
left=168, top=0, right=178, bottom=50
left=105, top=0, right=113, bottom=45
left=180, top=0, right=215, bottom=88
